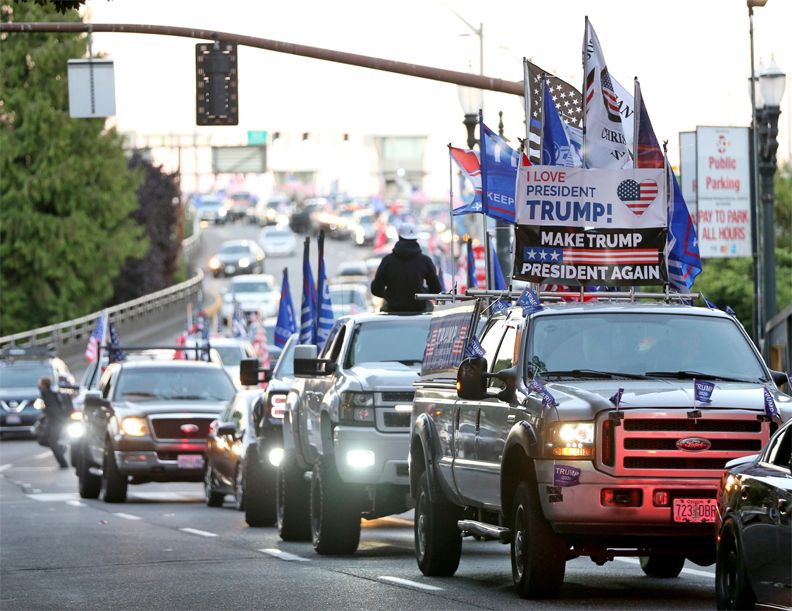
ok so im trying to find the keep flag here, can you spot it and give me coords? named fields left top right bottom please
left=480, top=116, right=519, bottom=224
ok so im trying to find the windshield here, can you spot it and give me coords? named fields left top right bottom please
left=0, top=363, right=51, bottom=388
left=232, top=281, right=272, bottom=294
left=264, top=230, right=292, bottom=239
left=220, top=245, right=250, bottom=255
left=527, top=313, right=767, bottom=382
left=345, top=319, right=430, bottom=367
left=115, top=368, right=236, bottom=401
left=214, top=346, right=243, bottom=367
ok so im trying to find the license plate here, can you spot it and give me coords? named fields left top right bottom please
left=5, top=414, right=21, bottom=425
left=673, top=498, right=717, bottom=523
left=225, top=265, right=235, bottom=274
left=177, top=454, right=204, bottom=470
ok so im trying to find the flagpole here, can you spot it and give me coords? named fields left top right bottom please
left=447, top=144, right=457, bottom=296
left=581, top=16, right=589, bottom=168
left=316, top=230, right=324, bottom=342
left=633, top=77, right=639, bottom=169
left=478, top=109, right=492, bottom=290
left=523, top=58, right=531, bottom=147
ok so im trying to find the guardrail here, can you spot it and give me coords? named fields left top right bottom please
left=0, top=226, right=204, bottom=355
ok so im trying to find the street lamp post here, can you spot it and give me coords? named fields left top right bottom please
left=756, top=58, right=786, bottom=336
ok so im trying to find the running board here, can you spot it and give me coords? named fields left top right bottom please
left=457, top=519, right=512, bottom=543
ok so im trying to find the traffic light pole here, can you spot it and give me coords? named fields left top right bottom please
left=0, top=22, right=525, bottom=98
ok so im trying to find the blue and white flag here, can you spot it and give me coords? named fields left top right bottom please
left=480, top=115, right=519, bottom=224
left=609, top=388, right=624, bottom=408
left=299, top=240, right=316, bottom=346
left=315, top=233, right=334, bottom=350
left=542, top=79, right=582, bottom=168
left=490, top=297, right=510, bottom=315
left=666, top=172, right=702, bottom=292
left=764, top=388, right=780, bottom=422
left=694, top=379, right=715, bottom=404
left=107, top=322, right=126, bottom=363
left=528, top=376, right=558, bottom=408
left=232, top=298, right=247, bottom=339
left=274, top=268, right=297, bottom=348
left=517, top=286, right=543, bottom=316
left=464, top=336, right=486, bottom=359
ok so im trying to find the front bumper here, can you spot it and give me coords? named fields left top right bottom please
left=1, top=411, right=38, bottom=433
left=333, top=426, right=409, bottom=486
left=535, top=459, right=719, bottom=537
left=115, top=449, right=205, bottom=481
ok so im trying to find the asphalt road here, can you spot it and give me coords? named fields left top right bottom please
left=1, top=437, right=718, bottom=610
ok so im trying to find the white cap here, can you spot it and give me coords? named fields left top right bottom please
left=398, top=223, right=418, bottom=240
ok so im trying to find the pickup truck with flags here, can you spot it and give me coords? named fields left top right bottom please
left=275, top=311, right=431, bottom=555
left=408, top=293, right=790, bottom=599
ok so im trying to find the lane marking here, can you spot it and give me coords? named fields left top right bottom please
left=614, top=557, right=715, bottom=579
left=179, top=527, right=218, bottom=538
left=379, top=576, right=443, bottom=591
left=66, top=500, right=86, bottom=507
left=0, top=464, right=12, bottom=472
left=258, top=548, right=309, bottom=562
left=113, top=512, right=142, bottom=521
left=27, top=492, right=80, bottom=502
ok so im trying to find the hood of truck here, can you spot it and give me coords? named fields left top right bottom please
left=542, top=379, right=792, bottom=421
left=111, top=400, right=227, bottom=418
left=346, top=362, right=420, bottom=391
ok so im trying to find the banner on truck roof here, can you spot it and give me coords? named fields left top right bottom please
left=512, top=225, right=667, bottom=287
left=515, top=166, right=667, bottom=229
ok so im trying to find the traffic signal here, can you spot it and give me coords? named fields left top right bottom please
left=195, top=41, right=238, bottom=126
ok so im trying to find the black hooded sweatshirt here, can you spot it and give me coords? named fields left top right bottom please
left=371, top=239, right=441, bottom=312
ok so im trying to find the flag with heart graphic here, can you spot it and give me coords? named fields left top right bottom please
left=617, top=179, right=658, bottom=215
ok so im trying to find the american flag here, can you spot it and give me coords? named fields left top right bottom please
left=525, top=60, right=583, bottom=164
left=84, top=312, right=106, bottom=362
left=600, top=68, right=621, bottom=122
left=617, top=179, right=659, bottom=215
left=523, top=245, right=659, bottom=265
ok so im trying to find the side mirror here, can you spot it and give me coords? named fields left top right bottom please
left=770, top=370, right=788, bottom=388
left=216, top=422, right=238, bottom=437
left=456, top=357, right=487, bottom=400
left=240, top=358, right=265, bottom=386
left=484, top=367, right=519, bottom=404
left=294, top=344, right=319, bottom=377
left=59, top=382, right=80, bottom=391
left=83, top=389, right=102, bottom=403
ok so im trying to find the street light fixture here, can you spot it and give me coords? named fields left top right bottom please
left=458, top=84, right=482, bottom=150
left=756, top=57, right=786, bottom=333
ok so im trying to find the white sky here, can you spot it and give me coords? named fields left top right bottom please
left=81, top=0, right=791, bottom=180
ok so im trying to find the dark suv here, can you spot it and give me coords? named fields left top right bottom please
left=0, top=347, right=75, bottom=437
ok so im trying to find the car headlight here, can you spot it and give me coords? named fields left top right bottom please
left=238, top=257, right=251, bottom=268
left=66, top=421, right=85, bottom=439
left=547, top=422, right=594, bottom=459
left=218, top=207, right=227, bottom=217
left=209, top=257, right=220, bottom=270
left=120, top=417, right=149, bottom=437
left=339, top=392, right=375, bottom=425
left=69, top=411, right=83, bottom=421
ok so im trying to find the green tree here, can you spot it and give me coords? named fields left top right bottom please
left=0, top=1, right=145, bottom=335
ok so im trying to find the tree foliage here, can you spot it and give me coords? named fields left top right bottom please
left=112, top=154, right=182, bottom=304
left=0, top=1, right=145, bottom=335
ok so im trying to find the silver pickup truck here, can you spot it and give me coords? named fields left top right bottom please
left=409, top=299, right=790, bottom=599
left=278, top=312, right=431, bottom=554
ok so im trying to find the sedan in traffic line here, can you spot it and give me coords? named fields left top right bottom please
left=209, top=240, right=265, bottom=278
left=716, top=417, right=791, bottom=610
left=259, top=225, right=298, bottom=257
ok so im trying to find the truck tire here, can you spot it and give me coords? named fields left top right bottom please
left=310, top=454, right=361, bottom=555
left=100, top=444, right=128, bottom=503
left=715, top=522, right=756, bottom=610
left=243, top=445, right=276, bottom=527
left=510, top=482, right=566, bottom=598
left=77, top=446, right=101, bottom=499
left=639, top=555, right=685, bottom=578
left=277, top=450, right=311, bottom=541
left=203, top=464, right=225, bottom=507
left=414, top=471, right=462, bottom=576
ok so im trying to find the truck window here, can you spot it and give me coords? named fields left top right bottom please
left=479, top=319, right=507, bottom=370
left=490, top=326, right=517, bottom=389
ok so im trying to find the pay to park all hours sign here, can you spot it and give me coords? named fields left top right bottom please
left=513, top=165, right=667, bottom=286
left=695, top=126, right=752, bottom=258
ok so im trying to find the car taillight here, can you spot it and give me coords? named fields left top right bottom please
left=602, top=419, right=615, bottom=467
left=269, top=394, right=286, bottom=419
left=601, top=489, right=642, bottom=507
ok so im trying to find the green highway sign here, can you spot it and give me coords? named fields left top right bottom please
left=247, top=130, right=268, bottom=146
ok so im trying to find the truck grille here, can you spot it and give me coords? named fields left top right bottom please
left=379, top=391, right=414, bottom=403
left=600, top=410, right=771, bottom=478
left=149, top=417, right=214, bottom=440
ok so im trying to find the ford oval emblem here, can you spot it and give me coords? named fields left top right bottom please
left=180, top=423, right=199, bottom=434
left=676, top=437, right=711, bottom=451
